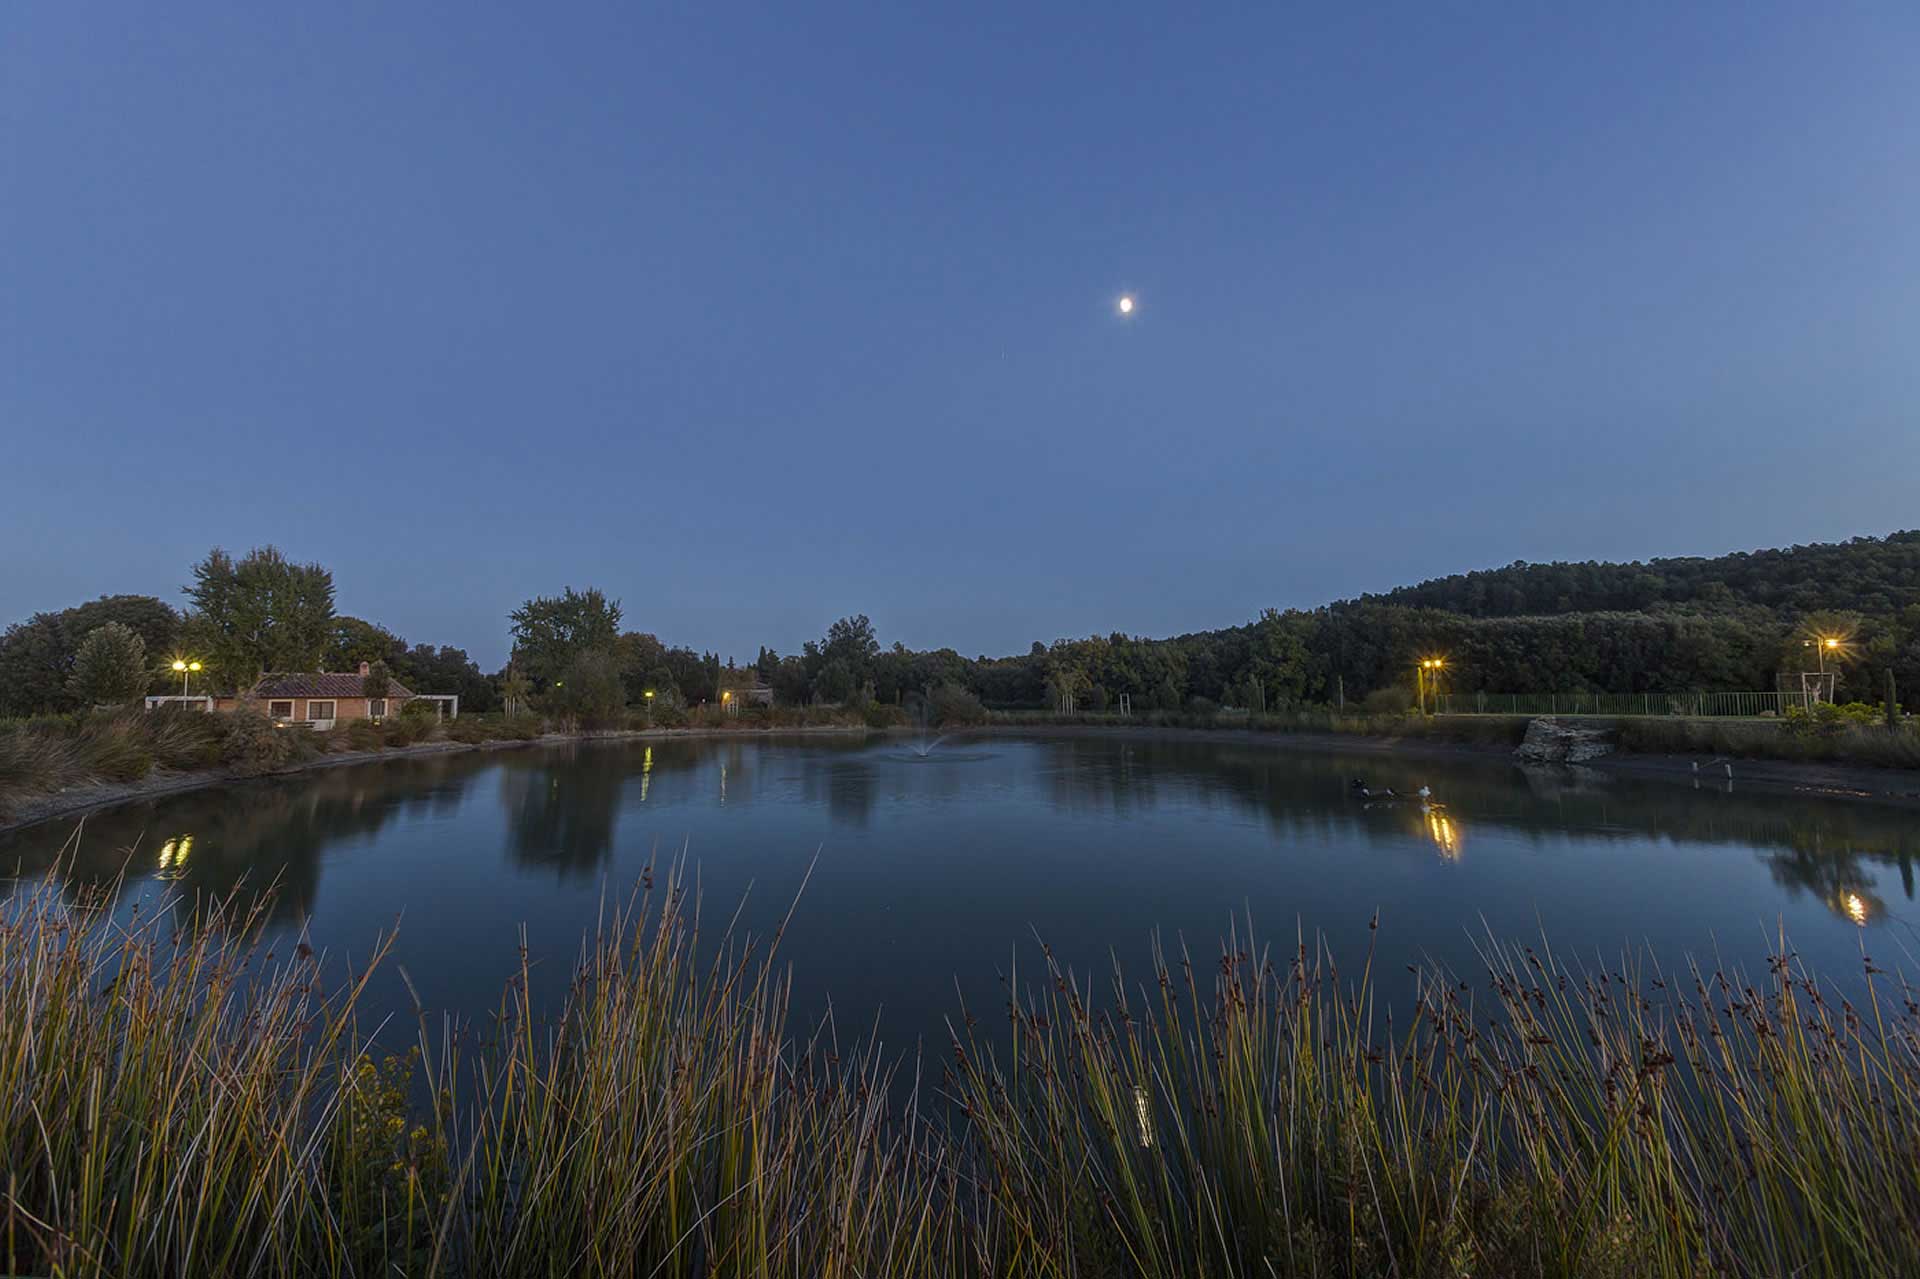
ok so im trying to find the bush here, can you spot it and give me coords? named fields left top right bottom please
left=72, top=717, right=156, bottom=783
left=445, top=717, right=489, bottom=744
left=929, top=683, right=987, bottom=726
left=213, top=710, right=301, bottom=776
left=346, top=720, right=384, bottom=751
left=1784, top=701, right=1885, bottom=737
left=445, top=714, right=544, bottom=744
left=0, top=725, right=81, bottom=808
left=139, top=705, right=227, bottom=770
left=1362, top=686, right=1414, bottom=715
left=862, top=702, right=907, bottom=729
left=380, top=714, right=438, bottom=748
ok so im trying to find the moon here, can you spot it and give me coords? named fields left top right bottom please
left=1117, top=295, right=1135, bottom=315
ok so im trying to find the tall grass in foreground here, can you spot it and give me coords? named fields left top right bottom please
left=4, top=866, right=1919, bottom=1277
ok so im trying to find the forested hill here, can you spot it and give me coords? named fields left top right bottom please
left=1363, top=532, right=1920, bottom=619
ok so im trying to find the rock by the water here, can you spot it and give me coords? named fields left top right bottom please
left=1514, top=716, right=1614, bottom=764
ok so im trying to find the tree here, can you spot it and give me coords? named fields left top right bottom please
left=186, top=546, right=335, bottom=691
left=68, top=623, right=149, bottom=706
left=0, top=595, right=180, bottom=716
left=500, top=666, right=532, bottom=717
left=509, top=588, right=622, bottom=688
left=813, top=658, right=855, bottom=704
left=822, top=615, right=879, bottom=683
left=324, top=617, right=406, bottom=671
left=392, top=642, right=496, bottom=712
left=1246, top=608, right=1320, bottom=707
left=548, top=650, right=626, bottom=726
left=363, top=660, right=392, bottom=703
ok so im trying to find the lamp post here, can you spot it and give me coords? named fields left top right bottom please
left=644, top=689, right=655, bottom=727
left=1819, top=636, right=1839, bottom=674
left=1416, top=657, right=1445, bottom=715
left=171, top=659, right=202, bottom=698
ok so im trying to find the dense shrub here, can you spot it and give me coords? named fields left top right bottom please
left=1361, top=686, right=1414, bottom=715
left=346, top=720, right=384, bottom=751
left=133, top=705, right=227, bottom=770
left=215, top=710, right=304, bottom=776
left=446, top=714, right=546, bottom=744
left=928, top=683, right=987, bottom=726
left=72, top=717, right=157, bottom=783
left=379, top=714, right=438, bottom=748
left=0, top=725, right=81, bottom=809
left=1783, top=701, right=1886, bottom=737
left=1617, top=716, right=1920, bottom=769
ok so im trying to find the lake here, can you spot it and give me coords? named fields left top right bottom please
left=5, top=731, right=1915, bottom=1058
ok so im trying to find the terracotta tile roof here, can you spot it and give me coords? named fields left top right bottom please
left=249, top=672, right=414, bottom=699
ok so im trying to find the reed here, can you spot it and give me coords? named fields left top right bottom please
left=4, top=861, right=1917, bottom=1277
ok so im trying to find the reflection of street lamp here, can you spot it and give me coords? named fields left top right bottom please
left=171, top=659, right=202, bottom=697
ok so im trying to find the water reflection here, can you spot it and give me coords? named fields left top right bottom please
left=1760, top=836, right=1888, bottom=927
left=155, top=833, right=194, bottom=879
left=0, top=755, right=486, bottom=918
left=3, top=733, right=1914, bottom=943
left=498, top=747, right=626, bottom=877
left=1424, top=807, right=1462, bottom=861
left=1018, top=735, right=1918, bottom=926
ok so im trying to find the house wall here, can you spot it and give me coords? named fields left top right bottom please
left=213, top=695, right=408, bottom=723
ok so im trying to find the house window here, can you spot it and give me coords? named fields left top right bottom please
left=369, top=698, right=387, bottom=719
left=269, top=701, right=294, bottom=720
left=307, top=701, right=336, bottom=721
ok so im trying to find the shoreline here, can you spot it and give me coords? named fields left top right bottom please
left=7, top=719, right=1920, bottom=840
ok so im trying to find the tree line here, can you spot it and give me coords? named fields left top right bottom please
left=0, top=547, right=497, bottom=717
left=5, top=531, right=1917, bottom=719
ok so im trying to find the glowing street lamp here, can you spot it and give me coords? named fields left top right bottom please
left=644, top=688, right=655, bottom=726
left=1416, top=657, right=1446, bottom=715
left=1804, top=635, right=1843, bottom=673
left=171, top=658, right=202, bottom=697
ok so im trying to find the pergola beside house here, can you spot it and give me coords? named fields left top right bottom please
left=212, top=662, right=414, bottom=729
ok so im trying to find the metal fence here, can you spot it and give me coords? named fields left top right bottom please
left=1433, top=691, right=1812, bottom=718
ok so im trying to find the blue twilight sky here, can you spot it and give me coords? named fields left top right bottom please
left=4, top=4, right=1918, bottom=669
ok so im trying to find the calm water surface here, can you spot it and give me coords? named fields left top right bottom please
left=5, top=732, right=1917, bottom=1055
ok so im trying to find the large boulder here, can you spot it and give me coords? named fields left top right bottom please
left=1514, top=716, right=1614, bottom=764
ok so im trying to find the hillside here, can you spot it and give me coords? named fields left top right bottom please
left=1365, top=531, right=1920, bottom=620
